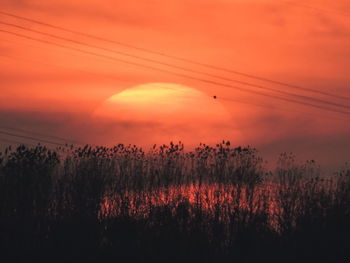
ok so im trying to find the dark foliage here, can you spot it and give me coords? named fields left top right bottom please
left=0, top=142, right=349, bottom=263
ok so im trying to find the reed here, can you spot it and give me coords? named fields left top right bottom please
left=0, top=142, right=349, bottom=262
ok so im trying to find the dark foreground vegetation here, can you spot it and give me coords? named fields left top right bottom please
left=0, top=142, right=349, bottom=263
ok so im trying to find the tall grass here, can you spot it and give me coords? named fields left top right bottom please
left=0, top=142, right=349, bottom=262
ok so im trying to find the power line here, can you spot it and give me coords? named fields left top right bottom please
left=1, top=52, right=341, bottom=122
left=3, top=37, right=350, bottom=122
left=1, top=29, right=350, bottom=117
left=1, top=21, right=350, bottom=112
left=0, top=11, right=348, bottom=102
left=219, top=97, right=350, bottom=121
left=0, top=125, right=82, bottom=145
left=0, top=130, right=68, bottom=146
left=2, top=50, right=348, bottom=121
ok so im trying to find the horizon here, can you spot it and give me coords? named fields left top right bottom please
left=1, top=0, right=350, bottom=170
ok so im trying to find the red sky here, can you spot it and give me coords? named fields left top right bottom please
left=1, top=0, right=350, bottom=171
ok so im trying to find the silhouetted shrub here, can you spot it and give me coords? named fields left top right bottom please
left=0, top=142, right=349, bottom=262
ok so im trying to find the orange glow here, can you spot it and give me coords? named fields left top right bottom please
left=94, top=83, right=230, bottom=122
left=99, top=183, right=281, bottom=229
left=0, top=0, right=350, bottom=167
left=93, top=83, right=239, bottom=146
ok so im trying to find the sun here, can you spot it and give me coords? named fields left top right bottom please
left=93, top=83, right=239, bottom=147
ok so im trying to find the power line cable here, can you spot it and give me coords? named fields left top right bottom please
left=2, top=51, right=348, bottom=121
left=0, top=130, right=68, bottom=146
left=219, top=97, right=350, bottom=121
left=0, top=11, right=348, bottom=102
left=1, top=28, right=350, bottom=117
left=2, top=52, right=346, bottom=123
left=1, top=21, right=349, bottom=111
left=0, top=125, right=82, bottom=144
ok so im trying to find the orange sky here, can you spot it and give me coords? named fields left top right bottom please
left=1, top=0, right=350, bottom=170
